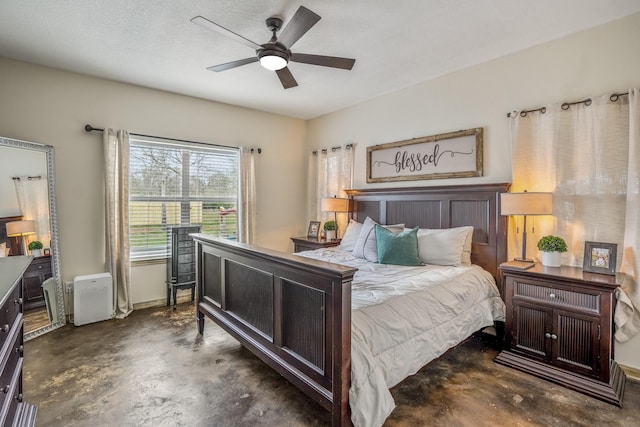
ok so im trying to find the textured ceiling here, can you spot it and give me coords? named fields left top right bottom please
left=1, top=1, right=639, bottom=119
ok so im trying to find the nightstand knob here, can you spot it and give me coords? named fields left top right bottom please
left=545, top=332, right=551, bottom=338
left=549, top=293, right=556, bottom=299
left=551, top=334, right=558, bottom=340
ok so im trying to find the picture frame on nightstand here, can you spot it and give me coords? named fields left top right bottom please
left=583, top=241, right=617, bottom=275
left=307, top=221, right=321, bottom=238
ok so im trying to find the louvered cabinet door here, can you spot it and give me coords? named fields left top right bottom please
left=511, top=301, right=552, bottom=361
left=552, top=308, right=601, bottom=378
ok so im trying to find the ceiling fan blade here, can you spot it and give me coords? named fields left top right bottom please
left=290, top=53, right=355, bottom=70
left=276, top=67, right=298, bottom=89
left=191, top=16, right=262, bottom=50
left=207, top=57, right=258, bottom=72
left=277, top=6, right=321, bottom=49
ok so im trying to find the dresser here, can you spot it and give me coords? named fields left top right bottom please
left=495, top=263, right=625, bottom=406
left=0, top=256, right=37, bottom=426
left=290, top=236, right=341, bottom=252
left=166, top=225, right=201, bottom=309
left=22, top=255, right=51, bottom=311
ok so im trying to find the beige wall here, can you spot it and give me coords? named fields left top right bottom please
left=0, top=57, right=307, bottom=307
left=306, top=13, right=640, bottom=369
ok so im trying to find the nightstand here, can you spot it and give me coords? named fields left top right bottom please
left=495, top=263, right=625, bottom=406
left=290, top=236, right=341, bottom=252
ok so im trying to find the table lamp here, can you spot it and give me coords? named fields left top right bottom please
left=321, top=196, right=349, bottom=239
left=6, top=219, right=36, bottom=256
left=500, top=191, right=552, bottom=266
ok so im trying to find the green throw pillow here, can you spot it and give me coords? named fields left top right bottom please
left=374, top=225, right=422, bottom=266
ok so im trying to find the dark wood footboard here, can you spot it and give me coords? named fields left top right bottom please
left=192, top=235, right=357, bottom=426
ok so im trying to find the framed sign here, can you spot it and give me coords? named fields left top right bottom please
left=366, top=128, right=483, bottom=183
left=583, top=241, right=617, bottom=275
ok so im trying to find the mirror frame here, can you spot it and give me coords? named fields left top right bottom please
left=0, top=136, right=66, bottom=340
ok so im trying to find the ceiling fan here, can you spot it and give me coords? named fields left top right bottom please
left=191, top=6, right=356, bottom=89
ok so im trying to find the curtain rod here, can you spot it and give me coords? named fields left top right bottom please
left=312, top=143, right=354, bottom=155
left=84, top=124, right=261, bottom=153
left=12, top=175, right=42, bottom=180
left=506, top=92, right=629, bottom=117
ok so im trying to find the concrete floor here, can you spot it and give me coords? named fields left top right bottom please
left=24, top=303, right=640, bottom=427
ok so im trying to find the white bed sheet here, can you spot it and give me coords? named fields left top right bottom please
left=296, top=247, right=505, bottom=427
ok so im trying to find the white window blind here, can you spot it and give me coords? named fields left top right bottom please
left=129, top=136, right=239, bottom=260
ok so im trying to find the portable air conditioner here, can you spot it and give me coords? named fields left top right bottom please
left=73, top=272, right=113, bottom=326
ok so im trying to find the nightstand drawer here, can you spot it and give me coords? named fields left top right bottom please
left=513, top=280, right=600, bottom=314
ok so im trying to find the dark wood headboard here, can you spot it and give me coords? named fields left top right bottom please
left=345, top=183, right=510, bottom=279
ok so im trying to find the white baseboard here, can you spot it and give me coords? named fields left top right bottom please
left=620, top=363, right=640, bottom=381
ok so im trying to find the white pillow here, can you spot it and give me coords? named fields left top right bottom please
left=338, top=219, right=363, bottom=252
left=352, top=217, right=405, bottom=262
left=417, top=226, right=474, bottom=266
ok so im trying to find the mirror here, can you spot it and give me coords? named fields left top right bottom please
left=0, top=136, right=65, bottom=340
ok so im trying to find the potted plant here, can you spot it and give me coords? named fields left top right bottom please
left=28, top=240, right=44, bottom=257
left=537, top=235, right=567, bottom=267
left=323, top=220, right=337, bottom=241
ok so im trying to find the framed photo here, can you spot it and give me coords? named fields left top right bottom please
left=43, top=248, right=51, bottom=256
left=583, top=241, right=617, bottom=275
left=307, top=221, right=321, bottom=239
left=366, top=127, right=483, bottom=183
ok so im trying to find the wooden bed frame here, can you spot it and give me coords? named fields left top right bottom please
left=193, top=183, right=510, bottom=426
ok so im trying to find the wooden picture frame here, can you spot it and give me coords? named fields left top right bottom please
left=43, top=248, right=51, bottom=256
left=307, top=221, right=321, bottom=239
left=583, top=241, right=617, bottom=275
left=366, top=128, right=483, bottom=183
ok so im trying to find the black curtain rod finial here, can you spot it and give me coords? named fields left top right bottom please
left=84, top=124, right=104, bottom=132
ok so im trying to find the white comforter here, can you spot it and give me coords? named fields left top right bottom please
left=296, top=247, right=505, bottom=427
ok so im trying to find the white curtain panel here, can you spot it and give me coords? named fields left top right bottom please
left=616, top=89, right=640, bottom=341
left=14, top=176, right=50, bottom=245
left=104, top=128, right=132, bottom=319
left=238, top=147, right=257, bottom=244
left=510, top=89, right=640, bottom=341
left=308, top=145, right=354, bottom=237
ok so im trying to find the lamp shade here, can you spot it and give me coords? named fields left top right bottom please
left=6, top=220, right=36, bottom=237
left=500, top=192, right=552, bottom=216
left=321, top=197, right=349, bottom=213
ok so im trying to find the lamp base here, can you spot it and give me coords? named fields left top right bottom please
left=513, top=257, right=534, bottom=263
left=502, top=259, right=535, bottom=270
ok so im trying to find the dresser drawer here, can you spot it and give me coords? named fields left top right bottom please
left=177, top=254, right=194, bottom=264
left=0, top=286, right=21, bottom=349
left=513, top=279, right=600, bottom=314
left=0, top=356, right=22, bottom=426
left=0, top=323, right=22, bottom=425
left=178, top=240, right=195, bottom=249
left=177, top=262, right=195, bottom=274
left=177, top=273, right=195, bottom=283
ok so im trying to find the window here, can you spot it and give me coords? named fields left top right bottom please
left=129, top=136, right=239, bottom=260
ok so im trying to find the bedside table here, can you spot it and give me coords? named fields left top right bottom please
left=495, top=263, right=626, bottom=406
left=290, top=236, right=341, bottom=252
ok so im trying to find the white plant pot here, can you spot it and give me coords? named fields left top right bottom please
left=541, top=251, right=562, bottom=267
left=325, top=230, right=336, bottom=241
left=31, top=249, right=42, bottom=257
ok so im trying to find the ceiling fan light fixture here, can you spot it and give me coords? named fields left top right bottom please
left=258, top=50, right=288, bottom=71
